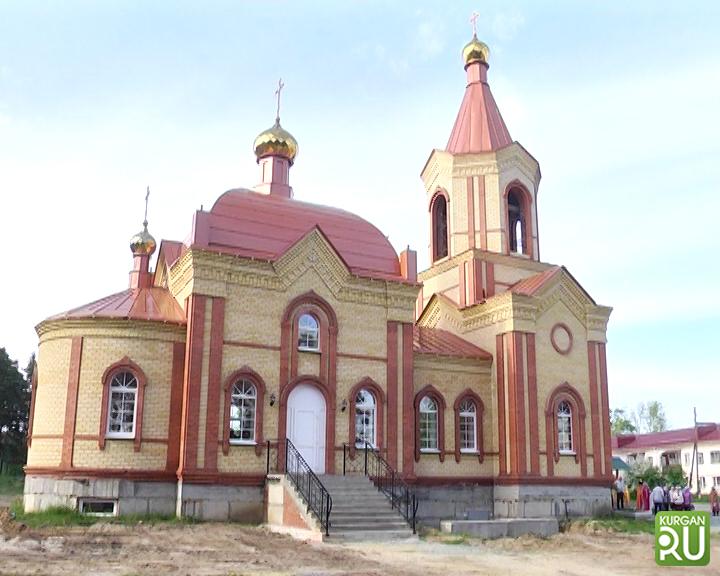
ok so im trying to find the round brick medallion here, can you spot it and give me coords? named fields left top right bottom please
left=551, top=323, right=573, bottom=355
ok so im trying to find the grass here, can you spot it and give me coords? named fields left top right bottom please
left=0, top=474, right=24, bottom=496
left=573, top=516, right=655, bottom=535
left=9, top=500, right=193, bottom=529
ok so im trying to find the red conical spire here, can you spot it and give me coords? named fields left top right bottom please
left=446, top=35, right=512, bottom=154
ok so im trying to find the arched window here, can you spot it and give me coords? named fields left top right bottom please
left=458, top=399, right=477, bottom=452
left=419, top=396, right=439, bottom=451
left=354, top=388, right=376, bottom=448
left=432, top=195, right=448, bottom=261
left=557, top=400, right=573, bottom=453
left=106, top=371, right=139, bottom=439
left=229, top=379, right=257, bottom=443
left=507, top=188, right=526, bottom=254
left=298, top=313, right=319, bottom=351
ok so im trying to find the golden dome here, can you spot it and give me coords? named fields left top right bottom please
left=253, top=119, right=298, bottom=165
left=463, top=34, right=490, bottom=68
left=130, top=223, right=156, bottom=256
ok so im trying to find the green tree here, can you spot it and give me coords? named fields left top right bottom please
left=0, top=348, right=31, bottom=472
left=631, top=401, right=668, bottom=433
left=611, top=408, right=636, bottom=435
left=627, top=461, right=665, bottom=490
left=665, top=464, right=688, bottom=487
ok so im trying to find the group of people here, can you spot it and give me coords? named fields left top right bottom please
left=612, top=476, right=698, bottom=514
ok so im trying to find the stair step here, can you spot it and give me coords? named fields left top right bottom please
left=329, top=530, right=417, bottom=542
left=332, top=521, right=409, bottom=530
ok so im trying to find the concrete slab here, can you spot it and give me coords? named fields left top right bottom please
left=440, top=517, right=559, bottom=539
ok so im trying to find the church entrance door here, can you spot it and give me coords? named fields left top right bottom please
left=287, top=384, right=326, bottom=474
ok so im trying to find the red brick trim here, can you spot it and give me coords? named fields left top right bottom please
left=179, top=294, right=207, bottom=473
left=61, top=337, right=83, bottom=468
left=506, top=332, right=526, bottom=475
left=414, top=384, right=446, bottom=463
left=179, top=471, right=265, bottom=486
left=598, top=343, right=611, bottom=477
left=24, top=467, right=176, bottom=482
left=204, top=298, right=225, bottom=472
left=551, top=323, right=573, bottom=355
left=496, top=334, right=506, bottom=475
left=337, top=352, right=387, bottom=362
left=347, top=377, right=385, bottom=459
left=98, top=356, right=148, bottom=453
left=26, top=360, right=38, bottom=447
left=221, top=367, right=266, bottom=457
left=401, top=323, right=415, bottom=477
left=453, top=389, right=484, bottom=463
left=386, top=321, right=398, bottom=468
left=466, top=177, right=475, bottom=249
left=526, top=333, right=540, bottom=475
left=478, top=176, right=487, bottom=250
left=458, top=261, right=467, bottom=307
left=166, top=342, right=185, bottom=473
left=486, top=261, right=495, bottom=297
left=544, top=382, right=588, bottom=477
left=493, top=475, right=613, bottom=487
left=278, top=375, right=335, bottom=474
left=410, top=476, right=495, bottom=486
left=224, top=340, right=280, bottom=351
left=587, top=342, right=601, bottom=478
left=429, top=189, right=450, bottom=262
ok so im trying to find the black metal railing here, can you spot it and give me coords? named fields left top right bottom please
left=263, top=439, right=281, bottom=475
left=285, top=438, right=332, bottom=536
left=343, top=441, right=419, bottom=534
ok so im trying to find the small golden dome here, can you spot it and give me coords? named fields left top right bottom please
left=130, top=223, right=156, bottom=256
left=253, top=119, right=298, bottom=165
left=463, top=34, right=490, bottom=68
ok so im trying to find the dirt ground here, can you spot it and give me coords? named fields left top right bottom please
left=1, top=511, right=719, bottom=576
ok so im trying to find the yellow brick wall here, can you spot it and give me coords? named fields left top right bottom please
left=26, top=438, right=63, bottom=467
left=413, top=357, right=494, bottom=477
left=534, top=300, right=591, bottom=478
left=30, top=321, right=184, bottom=470
left=33, top=338, right=71, bottom=436
left=72, top=439, right=167, bottom=469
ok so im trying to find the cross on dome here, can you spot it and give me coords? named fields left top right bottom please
left=470, top=11, right=479, bottom=36
left=275, top=78, right=284, bottom=123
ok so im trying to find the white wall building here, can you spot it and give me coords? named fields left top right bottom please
left=612, top=425, right=720, bottom=495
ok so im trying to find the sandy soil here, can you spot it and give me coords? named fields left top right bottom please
left=1, top=511, right=719, bottom=576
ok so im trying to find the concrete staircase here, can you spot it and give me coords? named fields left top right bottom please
left=318, top=474, right=416, bottom=541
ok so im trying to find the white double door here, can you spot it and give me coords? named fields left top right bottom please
left=287, top=384, right=326, bottom=474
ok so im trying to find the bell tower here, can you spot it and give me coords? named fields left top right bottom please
left=418, top=30, right=544, bottom=311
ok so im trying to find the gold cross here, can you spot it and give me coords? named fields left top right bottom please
left=470, top=11, right=479, bottom=37
left=275, top=78, right=284, bottom=122
left=144, top=186, right=150, bottom=227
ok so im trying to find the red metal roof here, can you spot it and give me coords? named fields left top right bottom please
left=47, top=287, right=186, bottom=325
left=612, top=425, right=720, bottom=450
left=446, top=72, right=512, bottom=154
left=509, top=266, right=596, bottom=305
left=509, top=266, right=562, bottom=296
left=190, top=189, right=402, bottom=281
left=413, top=326, right=492, bottom=360
left=157, top=240, right=185, bottom=268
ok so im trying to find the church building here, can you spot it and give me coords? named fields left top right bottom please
left=24, top=30, right=613, bottom=527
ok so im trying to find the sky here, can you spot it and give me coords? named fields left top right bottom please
left=1, top=1, right=718, bottom=429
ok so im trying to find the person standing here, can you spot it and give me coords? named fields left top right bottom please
left=615, top=476, right=626, bottom=510
left=636, top=480, right=646, bottom=511
left=710, top=486, right=719, bottom=516
left=651, top=484, right=665, bottom=515
left=643, top=481, right=651, bottom=511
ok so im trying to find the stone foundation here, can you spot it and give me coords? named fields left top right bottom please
left=414, top=484, right=494, bottom=527
left=24, top=475, right=263, bottom=522
left=493, top=484, right=612, bottom=518
left=179, top=483, right=264, bottom=522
